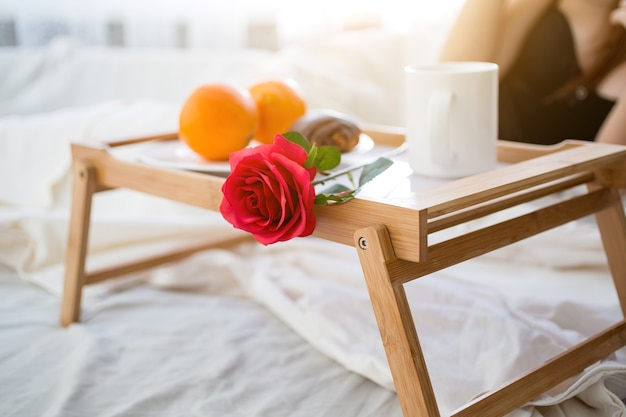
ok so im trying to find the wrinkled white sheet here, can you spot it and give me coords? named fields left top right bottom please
left=2, top=30, right=626, bottom=417
left=0, top=265, right=403, bottom=417
left=232, top=235, right=626, bottom=416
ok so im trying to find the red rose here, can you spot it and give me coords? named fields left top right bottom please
left=219, top=134, right=317, bottom=245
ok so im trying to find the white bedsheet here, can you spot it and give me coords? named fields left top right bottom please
left=235, top=235, right=626, bottom=416
left=3, top=220, right=626, bottom=417
left=0, top=265, right=403, bottom=417
left=2, top=30, right=626, bottom=416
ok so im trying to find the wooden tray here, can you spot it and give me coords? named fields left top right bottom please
left=61, top=127, right=626, bottom=417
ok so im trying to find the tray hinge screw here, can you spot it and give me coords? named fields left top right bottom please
left=358, top=237, right=368, bottom=250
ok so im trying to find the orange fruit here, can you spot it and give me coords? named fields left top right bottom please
left=249, top=79, right=307, bottom=144
left=179, top=83, right=258, bottom=161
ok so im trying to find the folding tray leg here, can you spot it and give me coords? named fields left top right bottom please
left=354, top=225, right=440, bottom=417
left=354, top=186, right=626, bottom=417
left=589, top=183, right=626, bottom=314
left=61, top=161, right=97, bottom=326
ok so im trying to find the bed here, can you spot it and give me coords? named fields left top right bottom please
left=2, top=12, right=626, bottom=417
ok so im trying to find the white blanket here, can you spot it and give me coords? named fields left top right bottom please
left=231, top=236, right=626, bottom=416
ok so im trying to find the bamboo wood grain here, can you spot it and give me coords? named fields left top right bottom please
left=355, top=225, right=440, bottom=417
left=314, top=198, right=428, bottom=263
left=84, top=233, right=252, bottom=285
left=72, top=143, right=226, bottom=212
left=104, top=131, right=179, bottom=148
left=364, top=127, right=620, bottom=166
left=496, top=139, right=584, bottom=163
left=73, top=142, right=429, bottom=263
left=387, top=187, right=617, bottom=286
left=452, top=320, right=626, bottom=417
left=61, top=130, right=626, bottom=417
left=363, top=128, right=586, bottom=164
left=362, top=124, right=406, bottom=147
left=427, top=172, right=595, bottom=233
left=391, top=142, right=626, bottom=219
left=61, top=161, right=97, bottom=326
left=597, top=164, right=626, bottom=189
left=588, top=182, right=626, bottom=315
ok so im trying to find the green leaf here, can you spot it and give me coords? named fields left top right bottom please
left=314, top=190, right=357, bottom=205
left=314, top=145, right=341, bottom=171
left=358, top=157, right=393, bottom=187
left=283, top=131, right=311, bottom=152
left=318, top=183, right=352, bottom=195
left=346, top=171, right=356, bottom=188
left=304, top=146, right=318, bottom=169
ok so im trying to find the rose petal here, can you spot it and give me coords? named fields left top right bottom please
left=220, top=134, right=318, bottom=245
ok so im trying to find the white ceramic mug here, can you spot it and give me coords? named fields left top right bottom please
left=405, top=62, right=498, bottom=178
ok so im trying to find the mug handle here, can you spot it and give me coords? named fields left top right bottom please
left=428, top=91, right=454, bottom=166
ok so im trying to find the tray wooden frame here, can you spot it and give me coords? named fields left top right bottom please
left=61, top=127, right=626, bottom=417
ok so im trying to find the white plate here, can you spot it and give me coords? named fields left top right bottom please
left=138, top=134, right=375, bottom=174
left=138, top=140, right=232, bottom=173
